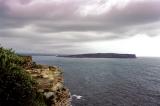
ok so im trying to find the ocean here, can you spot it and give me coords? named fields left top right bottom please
left=33, top=56, right=160, bottom=106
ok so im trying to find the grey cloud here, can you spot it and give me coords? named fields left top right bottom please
left=0, top=0, right=160, bottom=53
left=26, top=0, right=160, bottom=39
left=1, top=0, right=160, bottom=32
left=105, top=1, right=160, bottom=26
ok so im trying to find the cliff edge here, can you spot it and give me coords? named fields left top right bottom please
left=22, top=56, right=71, bottom=106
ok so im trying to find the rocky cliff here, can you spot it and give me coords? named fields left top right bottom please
left=23, top=56, right=71, bottom=106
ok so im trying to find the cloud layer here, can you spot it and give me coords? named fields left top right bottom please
left=0, top=0, right=160, bottom=54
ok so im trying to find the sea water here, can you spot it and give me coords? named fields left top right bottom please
left=33, top=56, right=160, bottom=106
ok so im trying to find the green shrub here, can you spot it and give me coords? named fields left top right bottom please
left=0, top=46, right=46, bottom=106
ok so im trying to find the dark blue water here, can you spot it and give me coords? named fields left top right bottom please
left=33, top=56, right=160, bottom=106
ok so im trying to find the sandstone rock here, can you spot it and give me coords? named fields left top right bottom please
left=44, top=92, right=55, bottom=99
left=25, top=63, right=71, bottom=106
left=51, top=83, right=63, bottom=92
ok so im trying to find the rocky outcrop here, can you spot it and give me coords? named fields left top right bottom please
left=22, top=56, right=71, bottom=106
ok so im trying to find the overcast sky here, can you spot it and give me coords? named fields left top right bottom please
left=0, top=0, right=160, bottom=56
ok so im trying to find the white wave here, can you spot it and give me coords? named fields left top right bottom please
left=72, top=94, right=83, bottom=100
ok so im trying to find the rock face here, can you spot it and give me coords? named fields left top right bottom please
left=22, top=56, right=71, bottom=106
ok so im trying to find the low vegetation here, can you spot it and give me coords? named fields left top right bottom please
left=0, top=46, right=47, bottom=106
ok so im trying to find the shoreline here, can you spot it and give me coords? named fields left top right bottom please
left=23, top=56, right=71, bottom=106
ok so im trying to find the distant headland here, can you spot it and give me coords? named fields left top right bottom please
left=58, top=53, right=136, bottom=58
